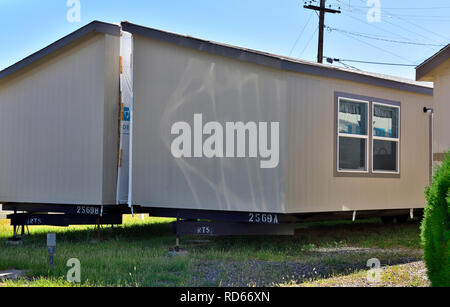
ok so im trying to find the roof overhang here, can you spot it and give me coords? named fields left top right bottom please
left=416, top=44, right=450, bottom=81
left=122, top=21, right=433, bottom=96
left=0, top=21, right=120, bottom=80
left=0, top=20, right=433, bottom=96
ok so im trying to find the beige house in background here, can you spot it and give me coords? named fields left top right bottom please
left=417, top=44, right=450, bottom=163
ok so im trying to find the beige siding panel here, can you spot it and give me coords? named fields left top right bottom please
left=131, top=35, right=286, bottom=213
left=102, top=35, right=120, bottom=204
left=131, top=34, right=432, bottom=214
left=285, top=72, right=432, bottom=213
left=434, top=68, right=450, bottom=156
left=0, top=34, right=119, bottom=205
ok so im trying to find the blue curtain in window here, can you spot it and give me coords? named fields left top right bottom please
left=374, top=106, right=395, bottom=119
left=340, top=101, right=362, bottom=115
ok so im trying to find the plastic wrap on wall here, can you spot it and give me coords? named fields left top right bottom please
left=116, top=31, right=133, bottom=204
left=130, top=36, right=286, bottom=213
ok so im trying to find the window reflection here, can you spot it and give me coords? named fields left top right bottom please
left=339, top=100, right=368, bottom=136
left=373, top=105, right=399, bottom=139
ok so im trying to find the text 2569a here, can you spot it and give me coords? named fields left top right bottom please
left=248, top=213, right=279, bottom=224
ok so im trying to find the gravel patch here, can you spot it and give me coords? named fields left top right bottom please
left=302, top=261, right=429, bottom=287
left=0, top=270, right=26, bottom=281
left=311, top=247, right=421, bottom=255
left=190, top=248, right=424, bottom=287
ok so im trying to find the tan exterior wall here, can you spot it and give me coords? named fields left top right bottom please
left=416, top=57, right=450, bottom=162
left=102, top=34, right=121, bottom=204
left=131, top=34, right=432, bottom=214
left=0, top=33, right=119, bottom=205
left=131, top=35, right=286, bottom=213
left=285, top=74, right=432, bottom=213
left=433, top=63, right=450, bottom=158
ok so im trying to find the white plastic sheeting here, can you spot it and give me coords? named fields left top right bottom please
left=129, top=36, right=287, bottom=213
left=116, top=31, right=133, bottom=204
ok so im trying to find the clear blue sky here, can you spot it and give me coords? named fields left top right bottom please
left=1, top=0, right=449, bottom=79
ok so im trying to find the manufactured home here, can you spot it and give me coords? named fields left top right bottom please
left=416, top=43, right=450, bottom=163
left=0, top=21, right=446, bottom=237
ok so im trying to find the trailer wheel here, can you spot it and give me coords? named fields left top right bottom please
left=381, top=216, right=395, bottom=224
left=396, top=216, right=409, bottom=224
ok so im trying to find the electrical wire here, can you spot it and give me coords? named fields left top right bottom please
left=355, top=0, right=450, bottom=42
left=326, top=26, right=445, bottom=47
left=299, top=26, right=319, bottom=57
left=338, top=7, right=444, bottom=54
left=329, top=57, right=417, bottom=67
left=335, top=30, right=416, bottom=63
left=336, top=60, right=361, bottom=70
left=289, top=11, right=315, bottom=56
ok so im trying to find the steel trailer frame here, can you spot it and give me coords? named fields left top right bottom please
left=3, top=203, right=420, bottom=241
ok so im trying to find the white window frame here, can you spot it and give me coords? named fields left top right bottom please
left=337, top=97, right=370, bottom=174
left=372, top=102, right=401, bottom=174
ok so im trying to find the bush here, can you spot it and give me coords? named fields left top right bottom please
left=421, top=152, right=450, bottom=287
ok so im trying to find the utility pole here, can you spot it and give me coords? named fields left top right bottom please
left=304, top=0, right=340, bottom=63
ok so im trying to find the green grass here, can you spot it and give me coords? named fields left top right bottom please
left=289, top=262, right=429, bottom=287
left=0, top=216, right=425, bottom=287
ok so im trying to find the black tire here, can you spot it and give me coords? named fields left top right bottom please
left=396, top=215, right=409, bottom=224
left=381, top=216, right=395, bottom=224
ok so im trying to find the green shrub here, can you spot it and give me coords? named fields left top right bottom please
left=421, top=152, right=450, bottom=287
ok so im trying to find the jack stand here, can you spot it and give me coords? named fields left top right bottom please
left=7, top=210, right=23, bottom=244
left=172, top=217, right=180, bottom=252
left=97, top=225, right=101, bottom=241
left=168, top=218, right=187, bottom=256
left=175, top=236, right=180, bottom=252
left=175, top=216, right=181, bottom=252
left=169, top=236, right=187, bottom=257
left=20, top=225, right=30, bottom=237
left=95, top=224, right=102, bottom=242
left=96, top=218, right=101, bottom=241
left=7, top=225, right=23, bottom=245
left=90, top=217, right=102, bottom=243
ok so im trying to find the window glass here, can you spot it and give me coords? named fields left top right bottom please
left=373, top=140, right=397, bottom=172
left=373, top=104, right=399, bottom=138
left=339, top=137, right=367, bottom=171
left=339, top=100, right=368, bottom=136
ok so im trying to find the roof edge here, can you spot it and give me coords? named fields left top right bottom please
left=122, top=21, right=433, bottom=96
left=0, top=21, right=120, bottom=80
left=416, top=44, right=450, bottom=81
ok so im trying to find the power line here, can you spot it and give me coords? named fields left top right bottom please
left=299, top=26, right=319, bottom=57
left=381, top=7, right=450, bottom=10
left=341, top=3, right=441, bottom=44
left=326, top=26, right=446, bottom=47
left=382, top=14, right=450, bottom=19
left=336, top=60, right=361, bottom=70
left=337, top=1, right=447, bottom=45
left=355, top=0, right=450, bottom=42
left=289, top=11, right=314, bottom=56
left=342, top=6, right=450, bottom=20
left=325, top=57, right=417, bottom=67
left=329, top=0, right=447, bottom=67
left=335, top=3, right=450, bottom=10
left=387, top=14, right=450, bottom=42
left=338, top=7, right=445, bottom=54
left=331, top=12, right=424, bottom=62
left=340, top=11, right=421, bottom=43
left=333, top=1, right=450, bottom=10
left=334, top=30, right=415, bottom=63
